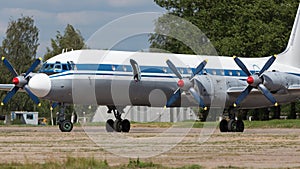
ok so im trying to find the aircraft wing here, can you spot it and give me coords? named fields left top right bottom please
left=227, top=85, right=300, bottom=95
left=227, top=86, right=261, bottom=96
left=0, top=84, right=15, bottom=92
left=288, top=85, right=300, bottom=89
left=288, top=85, right=300, bottom=92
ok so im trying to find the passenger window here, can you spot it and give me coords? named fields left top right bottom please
left=212, top=70, right=217, bottom=75
left=123, top=66, right=127, bottom=72
left=180, top=68, right=184, bottom=74
left=221, top=70, right=225, bottom=75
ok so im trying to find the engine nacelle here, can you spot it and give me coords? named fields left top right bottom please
left=262, top=72, right=288, bottom=92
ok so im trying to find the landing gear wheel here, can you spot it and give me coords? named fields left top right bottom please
left=236, top=120, right=244, bottom=132
left=113, top=119, right=122, bottom=132
left=228, top=119, right=237, bottom=132
left=106, top=119, right=114, bottom=132
left=121, top=119, right=130, bottom=132
left=219, top=119, right=228, bottom=132
left=59, top=120, right=73, bottom=132
left=107, top=106, right=131, bottom=133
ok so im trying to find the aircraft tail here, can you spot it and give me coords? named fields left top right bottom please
left=278, top=4, right=300, bottom=68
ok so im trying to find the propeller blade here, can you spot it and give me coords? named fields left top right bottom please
left=25, top=58, right=42, bottom=76
left=257, top=84, right=278, bottom=106
left=192, top=59, right=207, bottom=78
left=24, top=85, right=40, bottom=105
left=2, top=57, right=18, bottom=77
left=166, top=89, right=181, bottom=107
left=189, top=87, right=206, bottom=109
left=233, top=85, right=253, bottom=107
left=233, top=56, right=251, bottom=76
left=51, top=102, right=59, bottom=109
left=166, top=59, right=182, bottom=79
left=258, top=55, right=277, bottom=75
left=2, top=86, right=19, bottom=105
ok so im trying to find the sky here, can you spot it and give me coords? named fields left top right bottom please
left=0, top=0, right=166, bottom=57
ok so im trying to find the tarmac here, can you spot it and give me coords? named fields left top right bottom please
left=0, top=126, right=299, bottom=168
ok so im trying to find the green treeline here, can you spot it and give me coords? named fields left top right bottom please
left=150, top=0, right=299, bottom=57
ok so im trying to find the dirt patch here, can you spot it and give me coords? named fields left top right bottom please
left=0, top=126, right=299, bottom=168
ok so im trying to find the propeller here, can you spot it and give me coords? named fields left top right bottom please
left=1, top=57, right=42, bottom=106
left=50, top=102, right=59, bottom=111
left=166, top=59, right=208, bottom=110
left=233, top=55, right=278, bottom=107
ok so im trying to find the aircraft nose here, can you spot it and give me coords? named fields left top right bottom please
left=28, top=73, right=51, bottom=98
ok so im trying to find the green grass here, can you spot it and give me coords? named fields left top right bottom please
left=131, top=119, right=300, bottom=129
left=4, top=119, right=300, bottom=129
left=244, top=119, right=300, bottom=129
left=127, top=158, right=163, bottom=168
left=0, top=157, right=202, bottom=169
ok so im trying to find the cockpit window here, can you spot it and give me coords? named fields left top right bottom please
left=45, top=64, right=54, bottom=70
left=54, top=64, right=61, bottom=69
left=62, top=64, right=69, bottom=70
left=39, top=61, right=74, bottom=75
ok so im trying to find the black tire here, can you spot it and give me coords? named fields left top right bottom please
left=219, top=119, right=228, bottom=132
left=106, top=119, right=114, bottom=132
left=58, top=122, right=62, bottom=131
left=228, top=119, right=237, bottom=132
left=59, top=120, right=73, bottom=132
left=121, top=119, right=130, bottom=132
left=236, top=119, right=244, bottom=132
left=113, top=119, right=122, bottom=132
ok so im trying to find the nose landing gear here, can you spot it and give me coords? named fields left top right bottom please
left=59, top=119, right=73, bottom=132
left=56, top=103, right=73, bottom=132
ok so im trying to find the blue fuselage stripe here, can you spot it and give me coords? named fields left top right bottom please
left=46, top=63, right=300, bottom=79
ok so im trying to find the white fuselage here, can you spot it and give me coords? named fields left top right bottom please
left=33, top=49, right=300, bottom=109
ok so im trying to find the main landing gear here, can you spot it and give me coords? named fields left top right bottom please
left=219, top=109, right=244, bottom=132
left=57, top=104, right=73, bottom=132
left=106, top=106, right=131, bottom=132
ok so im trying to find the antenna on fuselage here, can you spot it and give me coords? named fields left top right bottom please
left=62, top=48, right=74, bottom=54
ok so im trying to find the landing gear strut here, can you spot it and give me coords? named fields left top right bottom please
left=106, top=106, right=131, bottom=132
left=219, top=109, right=244, bottom=132
left=57, top=103, right=73, bottom=132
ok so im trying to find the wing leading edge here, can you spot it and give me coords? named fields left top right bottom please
left=0, top=84, right=16, bottom=92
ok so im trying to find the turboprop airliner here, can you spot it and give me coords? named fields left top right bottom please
left=1, top=5, right=300, bottom=133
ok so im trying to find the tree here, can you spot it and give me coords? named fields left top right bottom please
left=151, top=0, right=299, bottom=57
left=44, top=24, right=85, bottom=60
left=0, top=16, right=39, bottom=113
